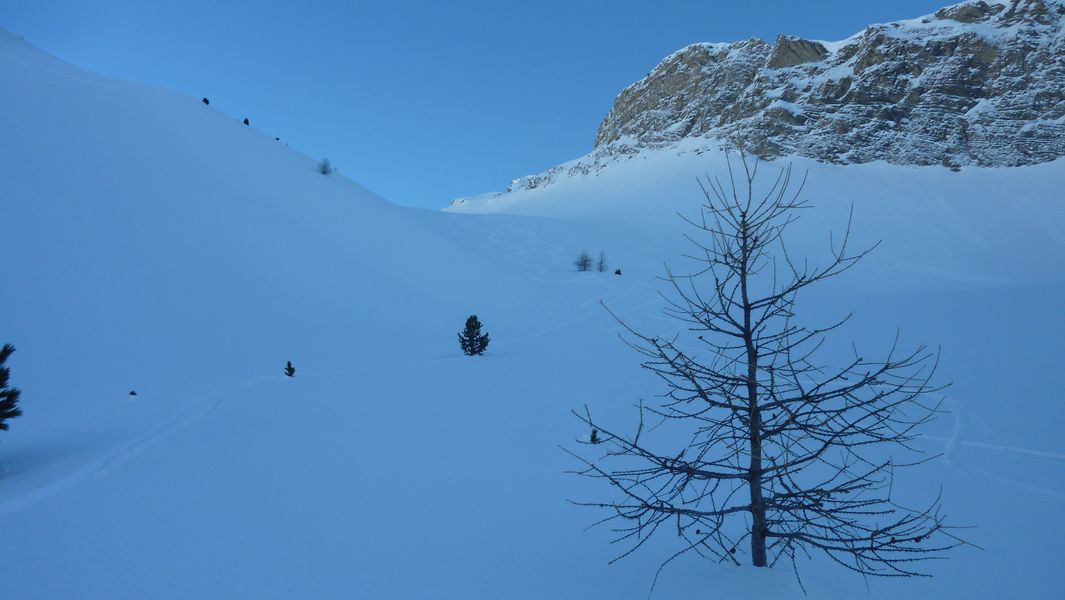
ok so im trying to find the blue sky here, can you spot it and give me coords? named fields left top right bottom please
left=1, top=0, right=949, bottom=208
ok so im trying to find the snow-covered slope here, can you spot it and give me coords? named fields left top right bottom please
left=0, top=27, right=622, bottom=597
left=448, top=138, right=1065, bottom=290
left=3, top=24, right=1065, bottom=600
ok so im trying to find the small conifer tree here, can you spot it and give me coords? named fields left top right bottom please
left=0, top=344, right=23, bottom=432
left=458, top=315, right=490, bottom=356
left=596, top=251, right=607, bottom=272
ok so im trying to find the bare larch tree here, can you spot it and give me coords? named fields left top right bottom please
left=575, top=250, right=593, bottom=272
left=570, top=154, right=968, bottom=587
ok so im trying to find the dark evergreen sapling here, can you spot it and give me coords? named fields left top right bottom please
left=458, top=315, right=490, bottom=356
left=0, top=344, right=23, bottom=432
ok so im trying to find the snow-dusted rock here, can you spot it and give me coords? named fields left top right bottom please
left=594, top=0, right=1065, bottom=169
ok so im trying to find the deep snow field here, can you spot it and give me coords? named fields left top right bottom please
left=2, top=27, right=1065, bottom=598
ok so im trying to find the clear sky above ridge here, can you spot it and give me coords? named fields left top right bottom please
left=1, top=0, right=950, bottom=209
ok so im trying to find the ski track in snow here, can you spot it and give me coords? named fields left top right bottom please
left=454, top=217, right=565, bottom=280
left=935, top=397, right=1065, bottom=502
left=0, top=376, right=282, bottom=519
left=0, top=217, right=637, bottom=518
left=471, top=217, right=1065, bottom=503
left=455, top=216, right=673, bottom=343
left=0, top=217, right=653, bottom=518
left=5, top=216, right=1063, bottom=523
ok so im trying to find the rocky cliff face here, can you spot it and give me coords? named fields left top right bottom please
left=595, top=0, right=1065, bottom=168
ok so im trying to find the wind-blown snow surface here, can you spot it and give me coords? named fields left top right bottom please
left=3, top=28, right=1065, bottom=598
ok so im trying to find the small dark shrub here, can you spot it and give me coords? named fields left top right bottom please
left=458, top=315, right=490, bottom=356
left=0, top=344, right=23, bottom=432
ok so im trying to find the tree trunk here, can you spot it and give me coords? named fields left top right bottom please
left=740, top=220, right=768, bottom=567
left=746, top=324, right=767, bottom=567
left=748, top=416, right=767, bottom=566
